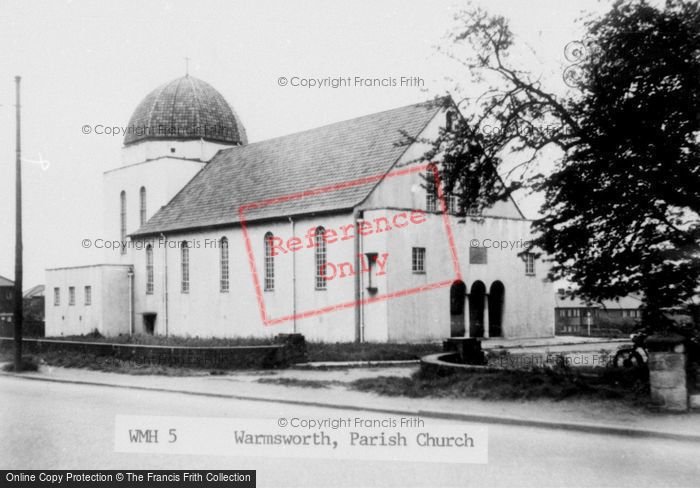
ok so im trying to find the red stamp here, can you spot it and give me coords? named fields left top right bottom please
left=239, top=163, right=461, bottom=326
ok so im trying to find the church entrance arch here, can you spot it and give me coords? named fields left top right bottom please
left=469, top=281, right=486, bottom=337
left=449, top=280, right=467, bottom=337
left=489, top=281, right=505, bottom=337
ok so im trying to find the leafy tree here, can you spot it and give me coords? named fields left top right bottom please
left=430, top=0, right=700, bottom=328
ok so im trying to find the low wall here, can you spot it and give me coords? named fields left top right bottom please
left=420, top=352, right=492, bottom=377
left=0, top=333, right=307, bottom=370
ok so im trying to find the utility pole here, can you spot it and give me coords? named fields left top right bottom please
left=13, top=75, right=23, bottom=371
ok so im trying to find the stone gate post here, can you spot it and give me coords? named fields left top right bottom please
left=647, top=334, right=688, bottom=412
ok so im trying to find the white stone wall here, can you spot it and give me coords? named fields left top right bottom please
left=45, top=264, right=131, bottom=337
left=102, top=157, right=206, bottom=265
left=131, top=212, right=359, bottom=342
left=379, top=210, right=553, bottom=341
left=120, top=139, right=233, bottom=166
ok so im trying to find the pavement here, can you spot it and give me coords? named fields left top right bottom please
left=2, top=360, right=699, bottom=443
left=5, top=376, right=699, bottom=487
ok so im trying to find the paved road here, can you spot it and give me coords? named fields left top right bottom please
left=1, top=376, right=698, bottom=487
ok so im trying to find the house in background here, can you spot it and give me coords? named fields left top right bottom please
left=555, top=290, right=642, bottom=336
left=0, top=275, right=14, bottom=326
left=24, top=285, right=45, bottom=321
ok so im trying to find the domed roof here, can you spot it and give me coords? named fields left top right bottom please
left=124, top=76, right=247, bottom=146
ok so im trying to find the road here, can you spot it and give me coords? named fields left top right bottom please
left=1, top=375, right=698, bottom=487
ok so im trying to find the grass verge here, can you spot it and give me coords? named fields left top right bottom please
left=349, top=367, right=649, bottom=403
left=0, top=350, right=215, bottom=376
left=257, top=377, right=342, bottom=389
left=43, top=333, right=275, bottom=347
left=1, top=356, right=39, bottom=372
left=305, top=342, right=441, bottom=362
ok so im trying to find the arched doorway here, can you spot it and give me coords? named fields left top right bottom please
left=449, top=281, right=466, bottom=337
left=489, top=281, right=505, bottom=337
left=469, top=281, right=486, bottom=337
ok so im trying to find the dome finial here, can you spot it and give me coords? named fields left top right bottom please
left=184, top=56, right=190, bottom=77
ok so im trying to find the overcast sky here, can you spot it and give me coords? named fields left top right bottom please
left=0, top=0, right=615, bottom=287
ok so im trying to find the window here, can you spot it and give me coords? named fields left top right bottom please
left=525, top=253, right=536, bottom=275
left=425, top=164, right=460, bottom=214
left=146, top=245, right=154, bottom=294
left=84, top=286, right=92, bottom=306
left=412, top=247, right=426, bottom=273
left=446, top=194, right=459, bottom=214
left=315, top=227, right=327, bottom=290
left=54, top=287, right=60, bottom=306
left=181, top=242, right=189, bottom=293
left=220, top=237, right=229, bottom=292
left=425, top=165, right=438, bottom=212
left=264, top=232, right=275, bottom=291
left=120, top=191, right=127, bottom=254
left=446, top=110, right=455, bottom=132
left=469, top=246, right=487, bottom=264
left=139, top=187, right=147, bottom=226
left=69, top=286, right=75, bottom=306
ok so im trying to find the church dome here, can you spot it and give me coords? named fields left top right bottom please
left=124, top=76, right=247, bottom=146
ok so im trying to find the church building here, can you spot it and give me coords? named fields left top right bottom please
left=45, top=76, right=554, bottom=342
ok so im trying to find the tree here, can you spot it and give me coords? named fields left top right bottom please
left=431, top=0, right=700, bottom=328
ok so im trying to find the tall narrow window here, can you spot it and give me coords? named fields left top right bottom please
left=120, top=190, right=127, bottom=254
left=84, top=286, right=92, bottom=305
left=525, top=253, right=536, bottom=275
left=425, top=164, right=438, bottom=212
left=146, top=245, right=154, bottom=294
left=412, top=247, right=426, bottom=273
left=220, top=237, right=229, bottom=292
left=54, top=287, right=60, bottom=306
left=139, top=186, right=147, bottom=226
left=69, top=286, right=75, bottom=306
left=446, top=194, right=459, bottom=214
left=264, top=232, right=274, bottom=291
left=181, top=242, right=190, bottom=293
left=315, top=227, right=327, bottom=290
left=446, top=110, right=455, bottom=132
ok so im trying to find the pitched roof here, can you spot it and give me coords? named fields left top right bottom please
left=132, top=99, right=443, bottom=236
left=0, top=275, right=13, bottom=287
left=24, top=284, right=44, bottom=298
left=555, top=293, right=643, bottom=310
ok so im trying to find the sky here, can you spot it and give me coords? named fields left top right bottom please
left=0, top=0, right=614, bottom=288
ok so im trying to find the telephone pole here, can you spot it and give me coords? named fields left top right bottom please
left=13, top=75, right=23, bottom=371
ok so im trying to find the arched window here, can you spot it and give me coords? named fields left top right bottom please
left=264, top=232, right=274, bottom=291
left=120, top=191, right=127, bottom=254
left=446, top=110, right=455, bottom=132
left=315, top=227, right=327, bottom=290
left=220, top=237, right=229, bottom=292
left=139, top=187, right=147, bottom=226
left=146, top=244, right=154, bottom=294
left=181, top=242, right=190, bottom=293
